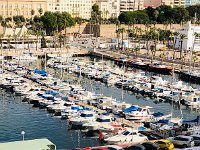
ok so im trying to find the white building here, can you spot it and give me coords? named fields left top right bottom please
left=175, top=21, right=200, bottom=52
left=47, top=0, right=96, bottom=19
left=120, top=0, right=144, bottom=12
left=97, top=0, right=120, bottom=19
left=47, top=0, right=120, bottom=19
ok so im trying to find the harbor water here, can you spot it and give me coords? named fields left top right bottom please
left=0, top=56, right=199, bottom=149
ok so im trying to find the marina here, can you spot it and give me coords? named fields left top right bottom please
left=0, top=55, right=199, bottom=149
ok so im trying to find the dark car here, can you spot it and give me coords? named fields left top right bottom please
left=141, top=142, right=159, bottom=150
left=124, top=144, right=146, bottom=150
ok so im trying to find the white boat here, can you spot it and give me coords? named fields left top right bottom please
left=69, top=110, right=96, bottom=126
left=13, top=52, right=37, bottom=60
left=124, top=106, right=154, bottom=121
left=104, top=128, right=148, bottom=144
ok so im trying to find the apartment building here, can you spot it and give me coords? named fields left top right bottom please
left=96, top=0, right=120, bottom=18
left=185, top=0, right=200, bottom=7
left=120, top=0, right=144, bottom=12
left=0, top=0, right=47, bottom=18
left=47, top=0, right=96, bottom=19
left=173, top=0, right=185, bottom=7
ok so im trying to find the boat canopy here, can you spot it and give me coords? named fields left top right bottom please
left=32, top=69, right=48, bottom=76
left=183, top=116, right=199, bottom=123
left=123, top=105, right=140, bottom=113
left=45, top=90, right=59, bottom=96
left=153, top=112, right=164, bottom=117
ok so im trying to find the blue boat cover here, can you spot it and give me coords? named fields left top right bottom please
left=45, top=90, right=59, bottom=96
left=123, top=105, right=139, bottom=113
left=153, top=112, right=164, bottom=117
left=183, top=116, right=199, bottom=123
left=33, top=69, right=48, bottom=76
left=157, top=119, right=169, bottom=124
left=138, top=126, right=146, bottom=131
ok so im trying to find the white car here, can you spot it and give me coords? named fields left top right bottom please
left=167, top=135, right=195, bottom=148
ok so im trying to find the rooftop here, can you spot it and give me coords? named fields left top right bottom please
left=0, top=138, right=56, bottom=150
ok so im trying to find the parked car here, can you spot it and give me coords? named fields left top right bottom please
left=167, top=135, right=195, bottom=148
left=141, top=141, right=159, bottom=150
left=154, top=139, right=174, bottom=150
left=124, top=144, right=146, bottom=150
left=190, top=135, right=200, bottom=146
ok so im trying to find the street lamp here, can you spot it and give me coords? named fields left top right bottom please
left=21, top=131, right=25, bottom=141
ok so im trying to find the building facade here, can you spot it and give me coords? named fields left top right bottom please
left=185, top=0, right=200, bottom=7
left=47, top=0, right=96, bottom=19
left=143, top=0, right=162, bottom=8
left=173, top=0, right=185, bottom=7
left=47, top=0, right=120, bottom=19
left=175, top=21, right=200, bottom=52
left=0, top=0, right=47, bottom=18
left=120, top=0, right=144, bottom=12
left=97, top=0, right=120, bottom=19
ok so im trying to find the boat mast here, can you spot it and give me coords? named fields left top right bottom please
left=121, top=61, right=125, bottom=102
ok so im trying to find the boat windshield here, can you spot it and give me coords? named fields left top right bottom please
left=122, top=131, right=130, bottom=135
left=80, top=113, right=93, bottom=117
left=96, top=118, right=111, bottom=122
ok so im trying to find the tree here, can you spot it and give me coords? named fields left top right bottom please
left=172, top=31, right=179, bottom=59
left=115, top=29, right=120, bottom=50
left=173, top=7, right=190, bottom=24
left=38, top=8, right=43, bottom=16
left=134, top=46, right=140, bottom=58
left=160, top=52, right=166, bottom=63
left=75, top=17, right=82, bottom=33
left=150, top=45, right=156, bottom=63
left=118, top=28, right=126, bottom=50
left=179, top=34, right=187, bottom=59
left=192, top=55, right=198, bottom=69
left=31, top=9, right=35, bottom=20
left=13, top=15, right=25, bottom=27
left=40, top=11, right=75, bottom=35
left=186, top=5, right=200, bottom=21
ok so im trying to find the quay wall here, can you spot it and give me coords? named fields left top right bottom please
left=66, top=23, right=181, bottom=38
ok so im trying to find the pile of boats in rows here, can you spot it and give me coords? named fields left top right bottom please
left=0, top=61, right=200, bottom=149
left=47, top=58, right=200, bottom=108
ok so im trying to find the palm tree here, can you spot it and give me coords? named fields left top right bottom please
left=150, top=45, right=156, bottom=64
left=192, top=55, right=198, bottom=69
left=115, top=29, right=120, bottom=51
left=134, top=46, right=140, bottom=58
left=118, top=28, right=126, bottom=50
left=179, top=34, right=187, bottom=60
left=31, top=9, right=35, bottom=21
left=172, top=32, right=179, bottom=59
left=160, top=52, right=166, bottom=64
left=38, top=8, right=43, bottom=16
left=13, top=34, right=18, bottom=53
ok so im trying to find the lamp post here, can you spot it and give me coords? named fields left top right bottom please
left=21, top=131, right=25, bottom=141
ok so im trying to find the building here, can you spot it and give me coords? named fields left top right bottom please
left=120, top=0, right=144, bottom=12
left=97, top=0, right=120, bottom=19
left=47, top=0, right=96, bottom=19
left=175, top=21, right=200, bottom=52
left=185, top=0, right=200, bottom=7
left=173, top=0, right=185, bottom=7
left=0, top=138, right=56, bottom=150
left=143, top=0, right=162, bottom=8
left=47, top=0, right=120, bottom=19
left=0, top=0, right=47, bottom=18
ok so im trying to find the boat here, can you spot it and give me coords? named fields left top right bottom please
left=124, top=105, right=154, bottom=121
left=68, top=110, right=96, bottom=126
left=148, top=62, right=172, bottom=75
left=104, top=128, right=148, bottom=145
left=13, top=52, right=37, bottom=60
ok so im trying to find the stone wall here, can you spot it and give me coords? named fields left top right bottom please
left=66, top=23, right=182, bottom=38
